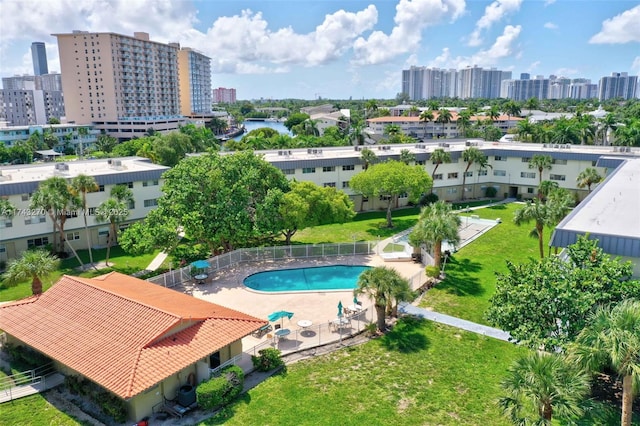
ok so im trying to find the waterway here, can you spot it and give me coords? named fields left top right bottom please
left=233, top=120, right=292, bottom=141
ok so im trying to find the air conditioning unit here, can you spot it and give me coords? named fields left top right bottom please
left=307, top=149, right=313, bottom=154
left=54, top=163, right=69, bottom=172
left=415, top=144, right=425, bottom=149
left=278, top=150, right=284, bottom=155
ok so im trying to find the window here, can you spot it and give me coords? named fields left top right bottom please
left=552, top=159, right=567, bottom=165
left=66, top=231, right=80, bottom=241
left=527, top=187, right=535, bottom=194
left=342, top=165, right=355, bottom=171
left=142, top=179, right=159, bottom=186
left=446, top=188, right=458, bottom=194
left=379, top=195, right=391, bottom=201
left=399, top=192, right=408, bottom=198
left=144, top=199, right=158, bottom=207
left=322, top=166, right=335, bottom=172
left=342, top=181, right=349, bottom=188
left=494, top=156, right=506, bottom=161
left=416, top=160, right=425, bottom=165
left=433, top=173, right=443, bottom=180
left=522, top=157, right=531, bottom=163
left=0, top=219, right=12, bottom=228
left=494, top=170, right=507, bottom=176
left=478, top=169, right=488, bottom=176
left=65, top=210, right=79, bottom=219
left=128, top=200, right=135, bottom=210
left=98, top=185, right=105, bottom=192
left=323, top=182, right=336, bottom=188
left=464, top=171, right=473, bottom=177
left=520, top=172, right=536, bottom=179
left=302, top=167, right=315, bottom=174
left=447, top=172, right=458, bottom=179
left=362, top=196, right=369, bottom=202
left=27, top=237, right=49, bottom=248
left=282, top=168, right=295, bottom=175
left=550, top=174, right=566, bottom=181
left=24, top=215, right=46, bottom=225
left=0, top=244, right=5, bottom=254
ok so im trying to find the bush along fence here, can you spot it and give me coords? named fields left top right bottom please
left=146, top=241, right=377, bottom=288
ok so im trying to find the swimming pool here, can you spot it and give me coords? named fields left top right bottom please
left=243, top=265, right=370, bottom=292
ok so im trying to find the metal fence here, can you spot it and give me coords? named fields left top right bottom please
left=147, top=241, right=377, bottom=288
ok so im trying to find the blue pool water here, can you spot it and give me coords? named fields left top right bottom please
left=243, top=265, right=370, bottom=292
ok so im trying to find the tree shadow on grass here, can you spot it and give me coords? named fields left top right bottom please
left=364, top=218, right=416, bottom=239
left=488, top=204, right=507, bottom=210
left=380, top=316, right=429, bottom=353
left=438, top=257, right=485, bottom=297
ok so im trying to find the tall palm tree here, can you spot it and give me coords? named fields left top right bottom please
left=529, top=154, right=553, bottom=189
left=408, top=200, right=461, bottom=268
left=2, top=249, right=60, bottom=295
left=457, top=109, right=472, bottom=138
left=499, top=352, right=590, bottom=425
left=354, top=266, right=411, bottom=332
left=71, top=174, right=98, bottom=268
left=461, top=147, right=488, bottom=201
left=365, top=99, right=378, bottom=119
left=504, top=100, right=522, bottom=123
left=488, top=105, right=500, bottom=122
left=537, top=180, right=559, bottom=202
left=419, top=109, right=434, bottom=138
left=360, top=148, right=377, bottom=171
left=513, top=199, right=552, bottom=258
left=95, top=185, right=133, bottom=266
left=384, top=124, right=401, bottom=142
left=576, top=167, right=603, bottom=193
left=349, top=124, right=366, bottom=146
left=30, top=176, right=83, bottom=266
left=552, top=117, right=581, bottom=145
left=429, top=148, right=451, bottom=193
left=516, top=117, right=534, bottom=142
left=599, top=113, right=617, bottom=145
left=435, top=108, right=452, bottom=138
left=571, top=300, right=640, bottom=426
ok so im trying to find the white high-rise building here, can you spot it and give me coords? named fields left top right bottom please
left=598, top=72, right=638, bottom=101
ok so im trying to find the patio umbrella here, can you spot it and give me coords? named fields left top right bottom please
left=337, top=301, right=343, bottom=318
left=190, top=260, right=209, bottom=269
left=268, top=310, right=294, bottom=328
left=353, top=295, right=359, bottom=305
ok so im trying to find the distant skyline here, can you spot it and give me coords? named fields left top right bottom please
left=0, top=0, right=638, bottom=100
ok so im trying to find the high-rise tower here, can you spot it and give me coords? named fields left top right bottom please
left=31, top=42, right=49, bottom=76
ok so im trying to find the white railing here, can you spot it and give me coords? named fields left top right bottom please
left=210, top=354, right=243, bottom=377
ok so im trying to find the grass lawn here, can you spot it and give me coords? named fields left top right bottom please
left=420, top=203, right=542, bottom=324
left=0, top=246, right=161, bottom=302
left=0, top=393, right=85, bottom=426
left=200, top=319, right=529, bottom=426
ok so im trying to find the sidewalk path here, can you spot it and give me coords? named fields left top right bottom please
left=145, top=231, right=185, bottom=272
left=398, top=302, right=512, bottom=342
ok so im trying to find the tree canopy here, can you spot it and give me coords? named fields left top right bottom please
left=349, top=160, right=432, bottom=228
left=486, top=235, right=640, bottom=351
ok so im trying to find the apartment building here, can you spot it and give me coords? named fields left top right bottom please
left=0, top=157, right=168, bottom=262
left=177, top=47, right=212, bottom=116
left=401, top=66, right=511, bottom=100
left=598, top=72, right=638, bottom=101
left=212, top=87, right=237, bottom=104
left=1, top=74, right=65, bottom=126
left=0, top=122, right=97, bottom=154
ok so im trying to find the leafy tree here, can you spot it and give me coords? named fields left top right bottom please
left=435, top=108, right=452, bottom=138
left=570, top=299, right=640, bottom=426
left=576, top=167, right=603, bottom=194
left=205, top=116, right=229, bottom=136
left=48, top=117, right=61, bottom=124
left=419, top=109, right=434, bottom=138
left=461, top=147, right=489, bottom=201
left=551, top=117, right=581, bottom=145
left=348, top=124, right=366, bottom=146
left=383, top=124, right=402, bottom=142
left=354, top=266, right=412, bottom=332
left=349, top=161, right=431, bottom=228
left=486, top=235, right=640, bottom=351
left=94, top=133, right=117, bottom=153
left=408, top=200, right=460, bottom=268
left=95, top=185, right=132, bottom=266
left=528, top=154, right=553, bottom=188
left=2, top=249, right=60, bottom=295
left=0, top=199, right=16, bottom=219
left=499, top=352, right=590, bottom=425
left=277, top=181, right=355, bottom=244
left=395, top=92, right=410, bottom=105
left=429, top=148, right=451, bottom=192
left=516, top=117, right=534, bottom=142
left=598, top=113, right=618, bottom=145
left=284, top=113, right=310, bottom=131
left=71, top=174, right=99, bottom=269
left=30, top=177, right=83, bottom=265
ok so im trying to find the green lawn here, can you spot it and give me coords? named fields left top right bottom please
left=200, top=319, right=529, bottom=426
left=0, top=246, right=161, bottom=302
left=420, top=203, right=541, bottom=324
left=0, top=393, right=84, bottom=426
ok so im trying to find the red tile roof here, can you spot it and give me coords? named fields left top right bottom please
left=0, top=272, right=266, bottom=398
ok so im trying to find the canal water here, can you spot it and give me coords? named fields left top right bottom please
left=233, top=120, right=292, bottom=140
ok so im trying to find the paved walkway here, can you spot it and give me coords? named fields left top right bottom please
left=398, top=302, right=512, bottom=341
left=0, top=373, right=65, bottom=403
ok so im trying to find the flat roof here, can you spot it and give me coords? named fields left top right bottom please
left=551, top=158, right=640, bottom=257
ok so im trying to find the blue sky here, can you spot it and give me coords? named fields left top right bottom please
left=0, top=0, right=638, bottom=100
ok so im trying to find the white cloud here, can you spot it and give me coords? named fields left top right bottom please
left=543, top=22, right=558, bottom=30
left=352, top=0, right=466, bottom=66
left=527, top=61, right=541, bottom=73
left=589, top=5, right=640, bottom=44
left=468, top=0, right=522, bottom=47
left=428, top=25, right=521, bottom=69
left=544, top=0, right=556, bottom=6
left=554, top=68, right=578, bottom=77
left=632, top=57, right=640, bottom=74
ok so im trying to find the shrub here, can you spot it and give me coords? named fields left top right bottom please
left=425, top=265, right=440, bottom=278
left=196, top=365, right=245, bottom=410
left=419, top=192, right=439, bottom=207
left=485, top=186, right=497, bottom=198
left=4, top=343, right=51, bottom=369
left=251, top=347, right=284, bottom=372
left=63, top=375, right=126, bottom=422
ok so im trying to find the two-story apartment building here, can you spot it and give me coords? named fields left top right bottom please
left=0, top=157, right=168, bottom=263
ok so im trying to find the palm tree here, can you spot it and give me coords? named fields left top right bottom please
left=599, top=113, right=617, bottom=145
left=528, top=154, right=553, bottom=189
left=513, top=199, right=552, bottom=258
left=365, top=100, right=378, bottom=119
left=419, top=109, right=434, bottom=138
left=504, top=100, right=521, bottom=123
left=516, top=117, right=534, bottom=142
left=354, top=266, right=411, bottom=332
left=435, top=108, right=452, bottom=138
left=384, top=124, right=401, bottom=142
left=30, top=177, right=83, bottom=266
left=576, top=167, right=603, bottom=193
left=95, top=185, right=132, bottom=266
left=552, top=117, right=581, bottom=145
left=349, top=124, right=366, bottom=146
left=499, top=352, right=590, bottom=425
left=461, top=147, right=488, bottom=201
left=360, top=148, right=377, bottom=171
left=570, top=300, right=640, bottom=426
left=408, top=200, right=461, bottom=268
left=399, top=149, right=415, bottom=165
left=537, top=180, right=559, bottom=202
left=429, top=148, right=451, bottom=193
left=2, top=249, right=60, bottom=295
left=71, top=174, right=99, bottom=268
left=457, top=110, right=472, bottom=138
left=488, top=105, right=500, bottom=122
